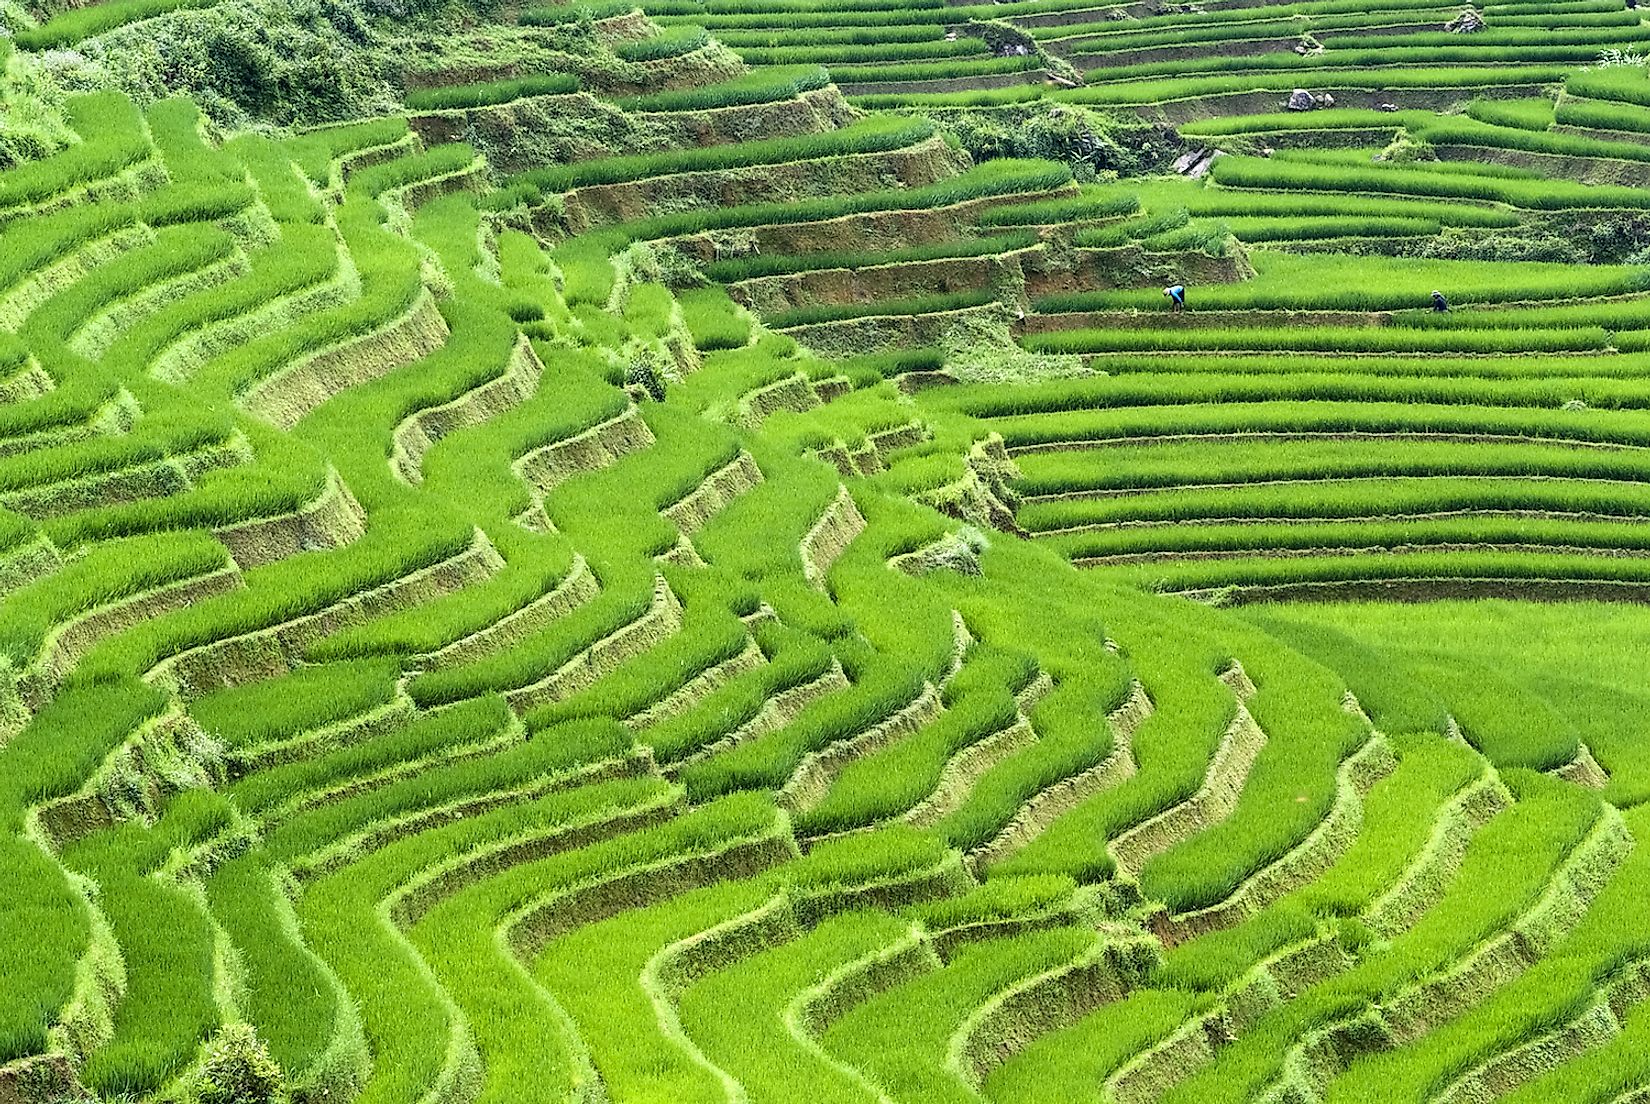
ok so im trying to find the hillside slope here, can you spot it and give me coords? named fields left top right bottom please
left=1, top=2, right=1649, bottom=1103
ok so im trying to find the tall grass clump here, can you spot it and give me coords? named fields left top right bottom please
left=616, top=65, right=830, bottom=111
left=616, top=25, right=711, bottom=62
left=13, top=0, right=217, bottom=48
left=0, top=94, right=150, bottom=214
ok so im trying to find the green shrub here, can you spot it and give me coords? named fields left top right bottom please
left=197, top=1023, right=286, bottom=1104
left=76, top=0, right=399, bottom=128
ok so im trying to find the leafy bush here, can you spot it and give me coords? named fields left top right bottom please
left=70, top=0, right=398, bottom=129
left=197, top=1024, right=286, bottom=1104
left=934, top=103, right=1182, bottom=179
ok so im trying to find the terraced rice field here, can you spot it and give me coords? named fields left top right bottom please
left=2, top=0, right=1650, bottom=1101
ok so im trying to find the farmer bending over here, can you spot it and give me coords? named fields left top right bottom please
left=1431, top=289, right=1450, bottom=312
left=1164, top=284, right=1186, bottom=312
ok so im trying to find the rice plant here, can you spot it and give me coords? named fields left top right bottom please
left=3, top=11, right=1650, bottom=1104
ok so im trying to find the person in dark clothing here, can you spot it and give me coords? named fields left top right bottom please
left=1431, top=289, right=1450, bottom=312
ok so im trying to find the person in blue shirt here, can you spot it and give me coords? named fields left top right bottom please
left=1431, top=289, right=1450, bottom=312
left=1163, top=284, right=1186, bottom=312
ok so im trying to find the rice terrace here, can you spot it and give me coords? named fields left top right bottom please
left=9, top=0, right=1650, bottom=1099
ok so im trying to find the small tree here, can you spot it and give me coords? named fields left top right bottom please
left=197, top=1023, right=286, bottom=1104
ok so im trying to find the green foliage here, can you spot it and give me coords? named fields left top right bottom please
left=828, top=54, right=1043, bottom=84
left=0, top=93, right=147, bottom=214
left=4, top=8, right=1650, bottom=1103
left=613, top=64, right=829, bottom=111
left=977, top=189, right=1139, bottom=227
left=615, top=24, right=710, bottom=62
left=514, top=113, right=936, bottom=198
left=0, top=41, right=71, bottom=167
left=197, top=1023, right=286, bottom=1104
left=936, top=103, right=1182, bottom=179
left=677, top=286, right=751, bottom=351
left=704, top=231, right=1038, bottom=282
left=14, top=0, right=218, bottom=49
left=1035, top=250, right=1650, bottom=314
left=404, top=73, right=578, bottom=111
left=72, top=0, right=397, bottom=128
left=1211, top=150, right=1650, bottom=209
left=825, top=924, right=1097, bottom=1102
left=736, top=36, right=990, bottom=66
left=767, top=290, right=996, bottom=329
left=1464, top=96, right=1555, bottom=131
left=517, top=0, right=631, bottom=25
left=191, top=659, right=403, bottom=749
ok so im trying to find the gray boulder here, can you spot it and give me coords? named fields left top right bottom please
left=1446, top=8, right=1486, bottom=32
